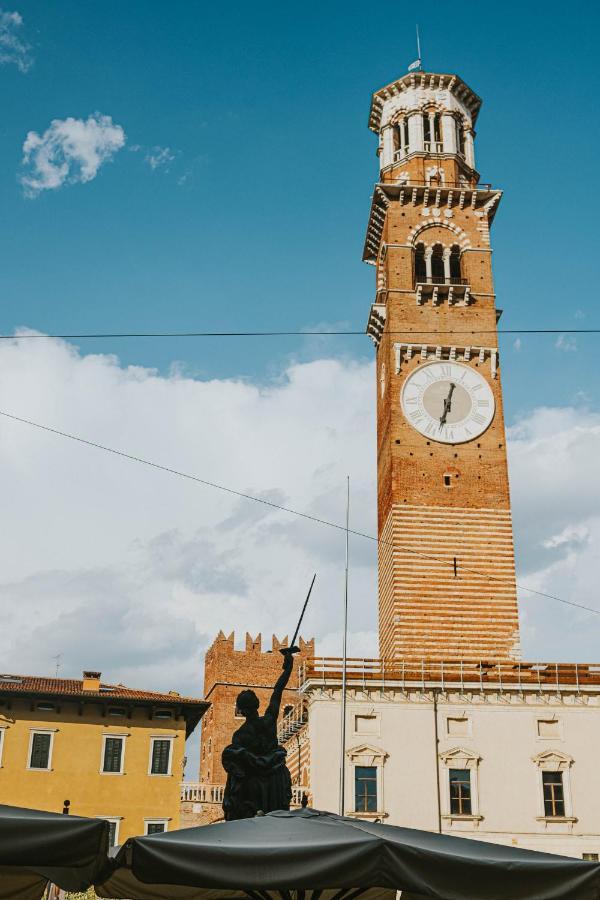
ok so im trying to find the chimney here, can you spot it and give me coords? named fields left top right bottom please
left=82, top=670, right=101, bottom=692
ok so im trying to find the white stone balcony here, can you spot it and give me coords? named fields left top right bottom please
left=180, top=782, right=310, bottom=807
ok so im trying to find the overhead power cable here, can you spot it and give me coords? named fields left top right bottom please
left=0, top=329, right=599, bottom=340
left=0, top=408, right=597, bottom=618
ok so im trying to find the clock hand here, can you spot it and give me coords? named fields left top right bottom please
left=439, top=383, right=456, bottom=426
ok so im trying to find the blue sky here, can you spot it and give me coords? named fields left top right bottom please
left=1, top=0, right=599, bottom=415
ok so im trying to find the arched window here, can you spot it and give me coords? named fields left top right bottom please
left=423, top=112, right=443, bottom=152
left=393, top=118, right=409, bottom=160
left=449, top=245, right=461, bottom=282
left=455, top=119, right=466, bottom=156
left=431, top=244, right=445, bottom=283
left=414, top=243, right=427, bottom=283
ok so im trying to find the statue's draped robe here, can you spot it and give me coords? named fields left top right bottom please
left=222, top=708, right=292, bottom=820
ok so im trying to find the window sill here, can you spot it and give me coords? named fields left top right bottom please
left=345, top=811, right=388, bottom=821
left=148, top=772, right=173, bottom=777
left=442, top=814, right=483, bottom=823
left=26, top=767, right=52, bottom=772
left=536, top=816, right=577, bottom=824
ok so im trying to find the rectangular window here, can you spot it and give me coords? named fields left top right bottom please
left=542, top=771, right=565, bottom=817
left=583, top=854, right=599, bottom=861
left=98, top=819, right=120, bottom=847
left=150, top=738, right=172, bottom=775
left=102, top=737, right=124, bottom=774
left=29, top=732, right=52, bottom=770
left=449, top=768, right=472, bottom=815
left=354, top=765, right=377, bottom=813
left=145, top=820, right=167, bottom=835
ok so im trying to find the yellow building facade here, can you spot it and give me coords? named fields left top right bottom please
left=0, top=670, right=207, bottom=844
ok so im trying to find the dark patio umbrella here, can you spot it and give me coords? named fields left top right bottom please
left=0, top=803, right=110, bottom=900
left=95, top=807, right=600, bottom=900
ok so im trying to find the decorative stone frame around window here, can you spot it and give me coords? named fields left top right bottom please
left=439, top=746, right=483, bottom=826
left=532, top=749, right=576, bottom=829
left=345, top=743, right=388, bottom=820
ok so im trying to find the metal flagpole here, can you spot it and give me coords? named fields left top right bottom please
left=339, top=476, right=350, bottom=815
left=416, top=24, right=422, bottom=66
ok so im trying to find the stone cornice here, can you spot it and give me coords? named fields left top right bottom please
left=363, top=183, right=503, bottom=264
left=369, top=72, right=482, bottom=134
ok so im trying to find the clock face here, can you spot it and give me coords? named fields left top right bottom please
left=401, top=361, right=495, bottom=443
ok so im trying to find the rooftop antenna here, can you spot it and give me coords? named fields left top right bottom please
left=408, top=25, right=423, bottom=72
left=52, top=653, right=62, bottom=678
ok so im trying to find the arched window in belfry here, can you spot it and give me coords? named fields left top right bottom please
left=414, top=243, right=427, bottom=282
left=431, top=244, right=445, bottom=283
left=423, top=112, right=443, bottom=152
left=455, top=118, right=466, bottom=157
left=392, top=118, right=409, bottom=160
left=449, top=245, right=462, bottom=282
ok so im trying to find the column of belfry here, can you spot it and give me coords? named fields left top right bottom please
left=365, top=72, right=520, bottom=663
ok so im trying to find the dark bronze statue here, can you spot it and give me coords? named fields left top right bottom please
left=222, top=646, right=297, bottom=820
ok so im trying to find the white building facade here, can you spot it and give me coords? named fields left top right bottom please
left=289, top=660, right=600, bottom=859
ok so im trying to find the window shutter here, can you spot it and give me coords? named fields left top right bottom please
left=30, top=733, right=51, bottom=768
left=151, top=739, right=171, bottom=775
left=103, top=737, right=123, bottom=773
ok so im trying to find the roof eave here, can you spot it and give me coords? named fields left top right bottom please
left=368, top=72, right=482, bottom=134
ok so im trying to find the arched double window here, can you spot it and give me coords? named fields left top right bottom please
left=392, top=118, right=410, bottom=160
left=413, top=242, right=462, bottom=285
left=449, top=245, right=462, bottom=282
left=414, top=243, right=427, bottom=282
left=423, top=112, right=442, bottom=153
left=431, top=244, right=445, bottom=283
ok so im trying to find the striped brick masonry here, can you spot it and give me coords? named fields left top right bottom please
left=367, top=71, right=521, bottom=662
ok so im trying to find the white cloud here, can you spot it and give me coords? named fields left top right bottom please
left=555, top=333, right=577, bottom=352
left=1, top=337, right=600, bottom=765
left=20, top=113, right=126, bottom=197
left=0, top=9, right=32, bottom=72
left=513, top=337, right=522, bottom=352
left=144, top=146, right=175, bottom=170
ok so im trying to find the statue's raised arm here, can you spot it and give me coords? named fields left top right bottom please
left=265, top=646, right=297, bottom=721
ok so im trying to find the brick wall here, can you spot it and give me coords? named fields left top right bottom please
left=199, top=631, right=314, bottom=784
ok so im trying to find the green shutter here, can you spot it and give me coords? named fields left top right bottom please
left=103, top=737, right=123, bottom=773
left=151, top=739, right=171, bottom=775
left=30, top=732, right=51, bottom=769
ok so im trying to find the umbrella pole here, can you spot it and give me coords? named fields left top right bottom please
left=339, top=476, right=350, bottom=816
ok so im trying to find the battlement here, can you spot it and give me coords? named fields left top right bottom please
left=206, top=630, right=314, bottom=657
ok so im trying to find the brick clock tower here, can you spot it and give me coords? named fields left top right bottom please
left=365, top=71, right=520, bottom=663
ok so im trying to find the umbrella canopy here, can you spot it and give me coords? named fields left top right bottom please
left=96, top=807, right=600, bottom=900
left=0, top=803, right=110, bottom=900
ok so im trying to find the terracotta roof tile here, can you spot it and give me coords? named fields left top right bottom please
left=0, top=673, right=207, bottom=706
